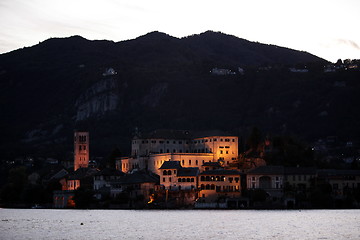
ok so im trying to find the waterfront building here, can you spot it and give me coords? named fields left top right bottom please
left=246, top=166, right=284, bottom=200
left=198, top=169, right=242, bottom=203
left=159, top=161, right=198, bottom=190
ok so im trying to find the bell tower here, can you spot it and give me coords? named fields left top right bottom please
left=74, top=131, right=89, bottom=171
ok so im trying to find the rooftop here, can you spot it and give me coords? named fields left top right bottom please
left=178, top=167, right=199, bottom=177
left=247, top=166, right=284, bottom=175
left=200, top=169, right=242, bottom=176
left=159, top=161, right=182, bottom=169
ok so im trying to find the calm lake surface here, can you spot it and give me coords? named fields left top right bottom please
left=1, top=209, right=359, bottom=240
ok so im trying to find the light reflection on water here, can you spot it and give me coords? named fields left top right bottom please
left=0, top=209, right=359, bottom=240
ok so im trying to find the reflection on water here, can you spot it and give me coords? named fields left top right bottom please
left=1, top=209, right=359, bottom=240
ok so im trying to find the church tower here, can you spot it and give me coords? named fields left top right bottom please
left=74, top=131, right=89, bottom=171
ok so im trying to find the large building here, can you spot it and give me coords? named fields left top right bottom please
left=118, top=130, right=239, bottom=175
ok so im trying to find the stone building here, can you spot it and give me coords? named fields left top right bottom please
left=118, top=129, right=239, bottom=175
left=74, top=131, right=89, bottom=171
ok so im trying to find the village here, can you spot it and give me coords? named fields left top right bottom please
left=44, top=129, right=360, bottom=209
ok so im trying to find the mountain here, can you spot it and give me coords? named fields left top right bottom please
left=1, top=31, right=359, bottom=160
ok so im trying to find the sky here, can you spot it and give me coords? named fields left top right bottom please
left=0, top=0, right=359, bottom=62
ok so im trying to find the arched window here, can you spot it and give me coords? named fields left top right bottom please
left=191, top=178, right=194, bottom=182
left=163, top=170, right=167, bottom=175
left=201, top=176, right=205, bottom=181
left=178, top=178, right=182, bottom=182
left=211, top=184, right=215, bottom=190
left=216, top=176, right=220, bottom=181
left=182, top=178, right=186, bottom=182
left=187, top=178, right=191, bottom=182
left=206, top=184, right=210, bottom=190
left=205, top=176, right=210, bottom=181
left=167, top=170, right=171, bottom=175
left=201, top=184, right=205, bottom=190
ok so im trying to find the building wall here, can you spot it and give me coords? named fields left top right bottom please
left=198, top=174, right=241, bottom=202
left=284, top=174, right=316, bottom=189
left=193, top=136, right=238, bottom=165
left=74, top=131, right=89, bottom=171
left=67, top=179, right=80, bottom=190
left=131, top=138, right=191, bottom=156
left=121, top=153, right=217, bottom=175
left=123, top=135, right=238, bottom=175
left=247, top=175, right=283, bottom=190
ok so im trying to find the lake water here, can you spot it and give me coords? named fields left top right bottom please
left=0, top=209, right=359, bottom=240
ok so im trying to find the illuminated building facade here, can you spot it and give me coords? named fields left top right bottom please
left=119, top=130, right=239, bottom=175
left=198, top=170, right=242, bottom=202
left=74, top=131, right=89, bottom=171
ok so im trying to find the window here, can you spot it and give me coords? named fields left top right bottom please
left=169, top=177, right=172, bottom=182
left=187, top=178, right=191, bottom=182
left=182, top=160, right=184, bottom=165
left=232, top=139, right=235, bottom=142
left=167, top=170, right=171, bottom=175
left=226, top=151, right=228, bottom=154
left=214, top=138, right=217, bottom=141
left=220, top=150, right=223, bottom=154
left=201, top=176, right=205, bottom=181
left=196, top=160, right=198, bottom=165
left=191, top=178, right=194, bottom=182
left=220, top=138, right=223, bottom=141
left=229, top=177, right=233, bottom=183
left=163, top=177, right=165, bottom=182
left=151, top=140, right=156, bottom=143
left=167, top=149, right=169, bottom=153
left=189, top=160, right=192, bottom=165
left=225, top=139, right=230, bottom=142
left=174, top=170, right=176, bottom=174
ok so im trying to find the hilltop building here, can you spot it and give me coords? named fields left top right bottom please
left=118, top=130, right=239, bottom=175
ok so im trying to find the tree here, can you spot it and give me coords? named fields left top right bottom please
left=247, top=127, right=262, bottom=150
left=73, top=187, right=95, bottom=209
